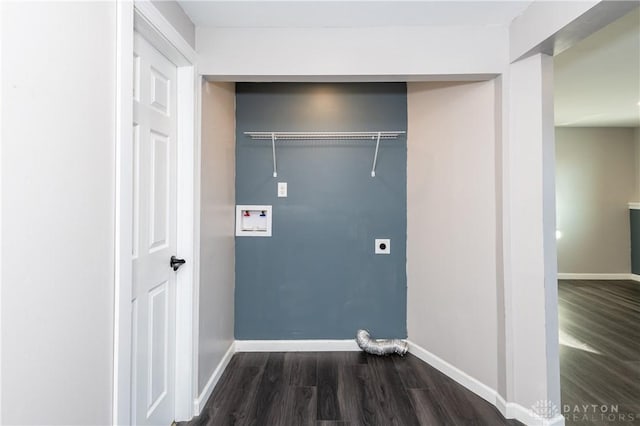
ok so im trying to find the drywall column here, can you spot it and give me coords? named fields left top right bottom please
left=197, top=81, right=236, bottom=402
left=506, top=53, right=561, bottom=421
left=495, top=74, right=509, bottom=403
left=1, top=2, right=116, bottom=424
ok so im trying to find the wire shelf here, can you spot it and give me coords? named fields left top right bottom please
left=243, top=131, right=406, bottom=177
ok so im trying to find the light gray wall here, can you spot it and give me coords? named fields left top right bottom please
left=150, top=0, right=195, bottom=48
left=556, top=127, right=636, bottom=273
left=407, top=81, right=498, bottom=390
left=1, top=2, right=115, bottom=424
left=198, top=82, right=236, bottom=393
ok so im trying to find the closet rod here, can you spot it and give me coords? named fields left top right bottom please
left=244, top=131, right=405, bottom=140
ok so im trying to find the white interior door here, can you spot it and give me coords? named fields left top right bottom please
left=132, top=31, right=179, bottom=426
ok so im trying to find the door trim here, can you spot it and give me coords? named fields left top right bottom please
left=114, top=2, right=199, bottom=424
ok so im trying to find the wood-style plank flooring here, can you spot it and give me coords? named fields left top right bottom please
left=185, top=280, right=640, bottom=425
left=559, top=280, right=640, bottom=425
left=187, top=351, right=521, bottom=426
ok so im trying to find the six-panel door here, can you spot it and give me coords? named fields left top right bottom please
left=132, top=31, right=178, bottom=426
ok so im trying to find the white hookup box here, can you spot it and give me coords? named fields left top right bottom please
left=235, top=205, right=272, bottom=237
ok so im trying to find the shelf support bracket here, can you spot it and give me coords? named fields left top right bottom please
left=371, top=131, right=381, bottom=177
left=271, top=132, right=277, bottom=177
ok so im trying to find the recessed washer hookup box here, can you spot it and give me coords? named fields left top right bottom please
left=236, top=205, right=272, bottom=237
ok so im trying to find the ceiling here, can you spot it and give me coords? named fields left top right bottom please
left=179, top=1, right=639, bottom=128
left=178, top=1, right=533, bottom=28
left=554, top=7, right=640, bottom=127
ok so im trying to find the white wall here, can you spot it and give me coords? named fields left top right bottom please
left=197, top=26, right=508, bottom=79
left=150, top=0, right=195, bottom=48
left=407, top=81, right=498, bottom=390
left=197, top=82, right=236, bottom=395
left=556, top=127, right=636, bottom=274
left=1, top=2, right=116, bottom=424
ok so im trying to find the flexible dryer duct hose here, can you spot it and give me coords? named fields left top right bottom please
left=356, top=329, right=408, bottom=356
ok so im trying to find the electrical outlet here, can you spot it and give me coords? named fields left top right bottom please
left=375, top=238, right=390, bottom=254
left=278, top=182, right=287, bottom=198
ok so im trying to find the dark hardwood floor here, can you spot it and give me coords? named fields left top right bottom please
left=188, top=351, right=521, bottom=426
left=185, top=280, right=640, bottom=425
left=559, top=280, right=640, bottom=425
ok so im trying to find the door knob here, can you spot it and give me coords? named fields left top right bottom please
left=170, top=256, right=186, bottom=271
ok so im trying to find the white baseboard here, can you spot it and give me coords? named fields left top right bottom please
left=559, top=273, right=640, bottom=286
left=407, top=340, right=565, bottom=426
left=193, top=341, right=236, bottom=416
left=547, top=414, right=567, bottom=426
left=407, top=341, right=499, bottom=409
left=557, top=273, right=631, bottom=280
left=235, top=339, right=360, bottom=352
left=505, top=401, right=565, bottom=426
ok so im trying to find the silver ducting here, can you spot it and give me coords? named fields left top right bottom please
left=355, top=329, right=408, bottom=356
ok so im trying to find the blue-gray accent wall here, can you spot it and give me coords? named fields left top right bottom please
left=630, top=209, right=640, bottom=275
left=234, top=83, right=407, bottom=340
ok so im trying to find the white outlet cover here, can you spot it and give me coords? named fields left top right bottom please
left=278, top=182, right=287, bottom=198
left=375, top=238, right=391, bottom=254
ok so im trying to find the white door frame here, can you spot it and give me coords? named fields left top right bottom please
left=114, top=1, right=200, bottom=424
